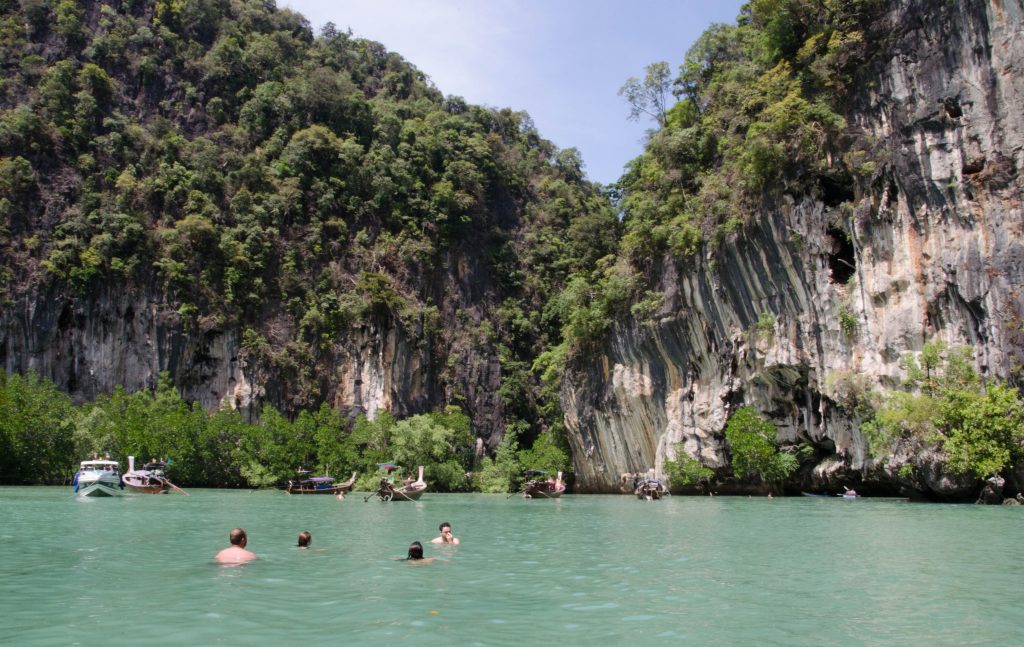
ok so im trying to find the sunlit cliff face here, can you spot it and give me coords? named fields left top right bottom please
left=562, top=0, right=1024, bottom=495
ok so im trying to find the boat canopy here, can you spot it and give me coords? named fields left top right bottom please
left=80, top=460, right=119, bottom=468
left=303, top=476, right=334, bottom=483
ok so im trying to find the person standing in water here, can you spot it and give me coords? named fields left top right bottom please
left=215, top=528, right=256, bottom=564
left=430, top=522, right=460, bottom=545
left=297, top=531, right=311, bottom=548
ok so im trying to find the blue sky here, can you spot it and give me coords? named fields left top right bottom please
left=280, top=1, right=745, bottom=186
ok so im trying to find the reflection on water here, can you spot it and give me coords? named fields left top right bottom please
left=0, top=488, right=1022, bottom=644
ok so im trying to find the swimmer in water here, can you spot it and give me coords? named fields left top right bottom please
left=215, top=528, right=256, bottom=565
left=405, top=541, right=435, bottom=563
left=430, top=522, right=460, bottom=545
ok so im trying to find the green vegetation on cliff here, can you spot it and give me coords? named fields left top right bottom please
left=858, top=343, right=1024, bottom=481
left=616, top=0, right=883, bottom=271
left=0, top=0, right=614, bottom=471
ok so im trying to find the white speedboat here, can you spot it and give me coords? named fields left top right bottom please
left=73, top=460, right=125, bottom=497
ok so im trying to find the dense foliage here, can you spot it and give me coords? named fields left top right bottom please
left=663, top=449, right=714, bottom=490
left=0, top=369, right=570, bottom=488
left=0, top=0, right=611, bottom=470
left=544, top=0, right=887, bottom=358
left=617, top=0, right=884, bottom=265
left=723, top=406, right=797, bottom=486
left=858, top=343, right=1024, bottom=480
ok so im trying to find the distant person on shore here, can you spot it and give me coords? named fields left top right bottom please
left=431, top=522, right=460, bottom=545
left=297, top=531, right=311, bottom=548
left=405, top=541, right=435, bottom=563
left=215, top=528, right=256, bottom=565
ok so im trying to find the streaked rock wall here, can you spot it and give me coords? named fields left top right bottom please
left=563, top=0, right=1024, bottom=495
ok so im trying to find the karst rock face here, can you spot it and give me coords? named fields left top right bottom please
left=0, top=254, right=508, bottom=447
left=562, top=0, right=1024, bottom=494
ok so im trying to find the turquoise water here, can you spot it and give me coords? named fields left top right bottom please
left=1, top=488, right=1022, bottom=645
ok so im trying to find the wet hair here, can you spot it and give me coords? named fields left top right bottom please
left=297, top=531, right=311, bottom=548
left=439, top=522, right=452, bottom=532
left=229, top=528, right=247, bottom=547
left=406, top=541, right=424, bottom=560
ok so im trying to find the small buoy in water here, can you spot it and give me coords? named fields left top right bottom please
left=430, top=610, right=439, bottom=615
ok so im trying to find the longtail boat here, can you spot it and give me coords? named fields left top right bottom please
left=366, top=465, right=426, bottom=502
left=634, top=478, right=668, bottom=500
left=121, top=456, right=189, bottom=495
left=286, top=469, right=357, bottom=495
left=521, top=470, right=565, bottom=499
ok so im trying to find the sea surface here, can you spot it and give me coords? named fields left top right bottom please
left=1, top=488, right=1021, bottom=645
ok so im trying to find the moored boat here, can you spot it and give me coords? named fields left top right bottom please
left=635, top=478, right=668, bottom=500
left=122, top=456, right=188, bottom=495
left=73, top=460, right=124, bottom=497
left=286, top=469, right=357, bottom=495
left=521, top=470, right=565, bottom=499
left=366, top=465, right=426, bottom=502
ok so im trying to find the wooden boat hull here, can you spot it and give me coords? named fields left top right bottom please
left=122, top=473, right=169, bottom=494
left=523, top=485, right=565, bottom=499
left=287, top=484, right=351, bottom=495
left=636, top=489, right=665, bottom=500
left=388, top=486, right=425, bottom=501
left=124, top=483, right=168, bottom=494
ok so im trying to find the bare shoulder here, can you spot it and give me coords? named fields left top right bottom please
left=407, top=557, right=436, bottom=564
left=215, top=547, right=256, bottom=565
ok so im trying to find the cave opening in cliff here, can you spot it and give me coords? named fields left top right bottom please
left=826, top=226, right=856, bottom=284
left=819, top=174, right=855, bottom=208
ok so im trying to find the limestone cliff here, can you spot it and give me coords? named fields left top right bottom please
left=0, top=254, right=508, bottom=446
left=0, top=0, right=616, bottom=455
left=563, top=0, right=1024, bottom=496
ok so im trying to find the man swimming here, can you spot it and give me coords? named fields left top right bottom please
left=215, top=527, right=256, bottom=564
left=430, top=522, right=460, bottom=545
